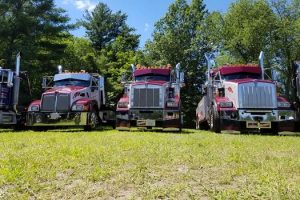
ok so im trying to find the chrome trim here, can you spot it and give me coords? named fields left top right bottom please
left=27, top=112, right=88, bottom=126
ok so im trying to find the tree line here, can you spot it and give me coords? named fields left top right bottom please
left=0, top=0, right=299, bottom=127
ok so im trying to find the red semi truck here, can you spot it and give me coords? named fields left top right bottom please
left=26, top=67, right=114, bottom=130
left=116, top=64, right=184, bottom=131
left=196, top=52, right=295, bottom=134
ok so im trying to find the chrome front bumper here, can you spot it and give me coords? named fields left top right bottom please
left=26, top=112, right=88, bottom=126
left=116, top=109, right=181, bottom=130
left=220, top=109, right=296, bottom=131
left=0, top=111, right=17, bottom=125
left=238, top=109, right=295, bottom=122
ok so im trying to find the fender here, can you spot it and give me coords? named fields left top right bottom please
left=72, top=98, right=98, bottom=111
left=214, top=97, right=237, bottom=112
left=277, top=96, right=292, bottom=110
left=117, top=97, right=129, bottom=112
left=29, top=100, right=41, bottom=107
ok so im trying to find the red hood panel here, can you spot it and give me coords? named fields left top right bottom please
left=44, top=86, right=85, bottom=94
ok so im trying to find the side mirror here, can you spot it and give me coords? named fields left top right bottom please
left=98, top=76, right=104, bottom=88
left=271, top=70, right=278, bottom=81
left=180, top=72, right=184, bottom=83
left=42, top=77, right=47, bottom=88
left=42, top=76, right=54, bottom=89
left=201, top=85, right=207, bottom=95
left=121, top=73, right=126, bottom=84
left=7, top=71, right=14, bottom=87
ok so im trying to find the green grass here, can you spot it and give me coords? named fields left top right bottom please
left=0, top=129, right=299, bottom=199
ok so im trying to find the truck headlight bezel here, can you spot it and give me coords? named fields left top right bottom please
left=71, top=104, right=85, bottom=111
left=30, top=105, right=40, bottom=112
left=118, top=102, right=129, bottom=108
left=166, top=101, right=179, bottom=108
left=219, top=102, right=233, bottom=108
left=277, top=102, right=291, bottom=108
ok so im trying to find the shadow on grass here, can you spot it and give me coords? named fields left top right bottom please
left=220, top=130, right=300, bottom=137
left=118, top=128, right=191, bottom=134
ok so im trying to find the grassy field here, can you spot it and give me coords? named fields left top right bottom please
left=0, top=129, right=299, bottom=200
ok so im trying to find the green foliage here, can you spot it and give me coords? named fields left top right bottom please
left=145, top=0, right=209, bottom=127
left=0, top=0, right=72, bottom=101
left=216, top=0, right=300, bottom=99
left=223, top=0, right=276, bottom=63
left=80, top=2, right=140, bottom=105
left=269, top=0, right=300, bottom=99
left=81, top=3, right=139, bottom=51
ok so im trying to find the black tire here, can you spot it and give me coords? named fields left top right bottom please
left=84, top=107, right=100, bottom=131
left=196, top=120, right=199, bottom=129
left=209, top=107, right=221, bottom=133
left=271, top=122, right=279, bottom=135
left=179, top=111, right=182, bottom=132
left=199, top=121, right=209, bottom=130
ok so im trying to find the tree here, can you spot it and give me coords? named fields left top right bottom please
left=0, top=0, right=72, bottom=100
left=81, top=3, right=139, bottom=51
left=269, top=0, right=300, bottom=99
left=81, top=2, right=140, bottom=105
left=222, top=0, right=276, bottom=63
left=145, top=0, right=209, bottom=127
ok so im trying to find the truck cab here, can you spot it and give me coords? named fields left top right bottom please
left=0, top=53, right=27, bottom=127
left=116, top=64, right=184, bottom=131
left=26, top=68, right=112, bottom=130
left=196, top=52, right=295, bottom=134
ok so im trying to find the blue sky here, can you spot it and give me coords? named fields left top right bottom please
left=55, top=0, right=234, bottom=47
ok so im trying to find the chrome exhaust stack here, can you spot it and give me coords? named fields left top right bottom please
left=13, top=53, right=21, bottom=112
left=259, top=51, right=265, bottom=80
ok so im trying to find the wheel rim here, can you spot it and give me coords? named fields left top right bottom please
left=209, top=111, right=214, bottom=129
left=90, top=112, right=98, bottom=128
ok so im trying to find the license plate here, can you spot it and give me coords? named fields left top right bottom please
left=246, top=121, right=271, bottom=129
left=49, top=113, right=61, bottom=120
left=137, top=120, right=156, bottom=127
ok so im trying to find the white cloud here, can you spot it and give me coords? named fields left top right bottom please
left=74, top=0, right=96, bottom=11
left=62, top=0, right=96, bottom=12
left=144, top=23, right=150, bottom=32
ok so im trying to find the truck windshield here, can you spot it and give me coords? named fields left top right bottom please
left=135, top=75, right=170, bottom=82
left=54, top=79, right=90, bottom=87
left=223, top=73, right=261, bottom=81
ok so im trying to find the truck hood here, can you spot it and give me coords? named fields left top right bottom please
left=44, top=86, right=85, bottom=94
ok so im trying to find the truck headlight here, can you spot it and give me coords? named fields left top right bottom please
left=219, top=102, right=233, bottom=108
left=166, top=101, right=179, bottom=108
left=72, top=105, right=85, bottom=111
left=30, top=105, right=40, bottom=112
left=278, top=102, right=291, bottom=108
left=118, top=102, right=129, bottom=108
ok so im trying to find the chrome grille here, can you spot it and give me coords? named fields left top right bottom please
left=132, top=88, right=160, bottom=108
left=41, top=93, right=70, bottom=112
left=41, top=94, right=55, bottom=111
left=56, top=94, right=70, bottom=111
left=239, top=83, right=276, bottom=108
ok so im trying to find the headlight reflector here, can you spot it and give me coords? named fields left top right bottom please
left=166, top=101, right=179, bottom=108
left=118, top=102, right=129, bottom=108
left=278, top=102, right=291, bottom=108
left=30, top=105, right=40, bottom=112
left=219, top=102, right=233, bottom=108
left=72, top=104, right=85, bottom=111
